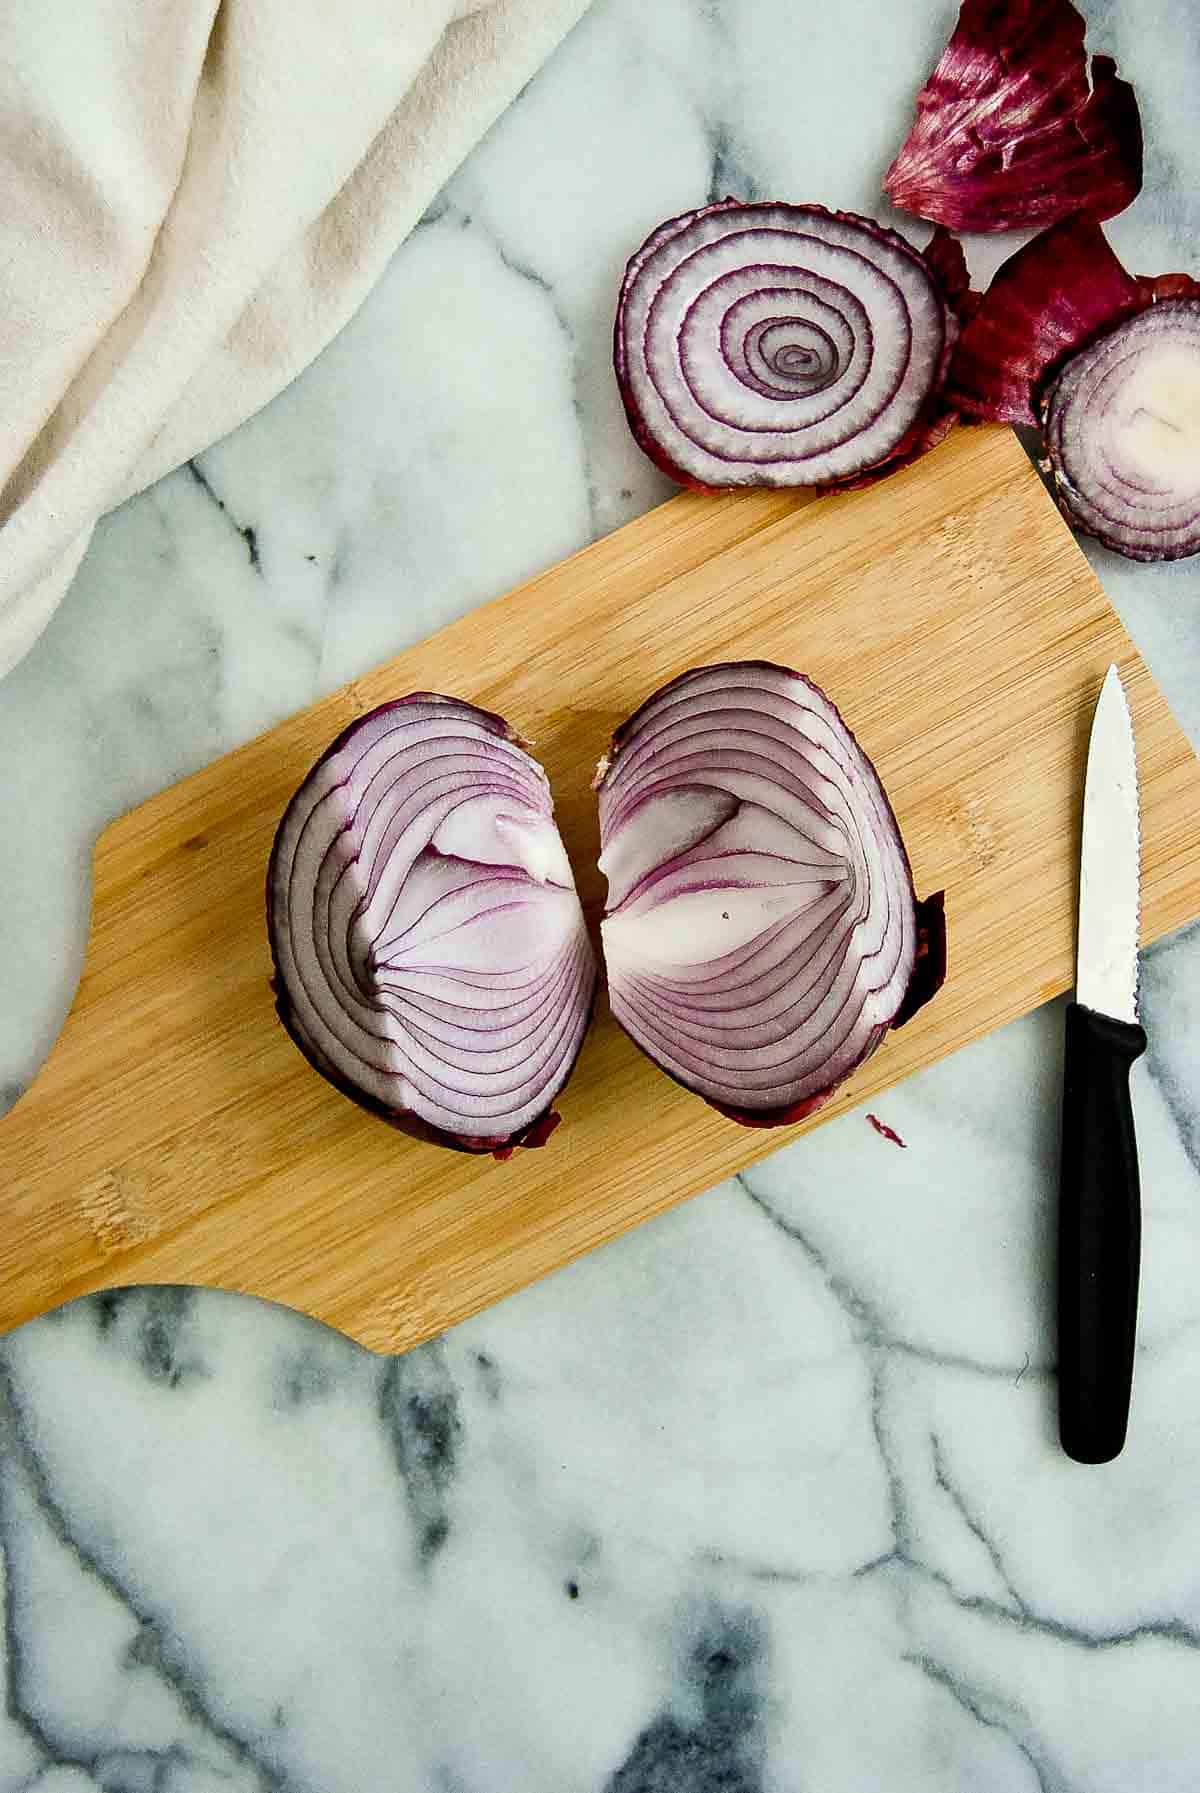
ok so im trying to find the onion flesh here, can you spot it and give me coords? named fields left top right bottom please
left=596, top=663, right=945, bottom=1126
left=946, top=213, right=1200, bottom=561
left=614, top=201, right=965, bottom=493
left=1044, top=300, right=1200, bottom=562
left=267, top=695, right=596, bottom=1157
left=885, top=0, right=1142, bottom=234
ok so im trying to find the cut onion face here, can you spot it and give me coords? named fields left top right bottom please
left=614, top=201, right=964, bottom=493
left=596, top=663, right=946, bottom=1127
left=268, top=695, right=597, bottom=1157
left=885, top=0, right=1142, bottom=233
left=1043, top=300, right=1200, bottom=562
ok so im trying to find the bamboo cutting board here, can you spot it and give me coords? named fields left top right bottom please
left=4, top=426, right=1200, bottom=1352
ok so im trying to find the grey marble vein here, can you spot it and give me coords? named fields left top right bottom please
left=185, top=463, right=261, bottom=576
left=0, top=1361, right=284, bottom=1790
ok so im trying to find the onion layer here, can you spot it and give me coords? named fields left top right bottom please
left=596, top=663, right=945, bottom=1126
left=614, top=201, right=964, bottom=493
left=885, top=0, right=1142, bottom=233
left=268, top=695, right=596, bottom=1157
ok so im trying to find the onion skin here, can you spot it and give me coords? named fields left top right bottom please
left=885, top=0, right=1142, bottom=234
left=892, top=891, right=948, bottom=1029
left=614, top=201, right=969, bottom=495
left=947, top=215, right=1149, bottom=426
left=267, top=695, right=596, bottom=1159
left=596, top=663, right=946, bottom=1128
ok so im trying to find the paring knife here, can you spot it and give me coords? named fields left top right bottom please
left=1058, top=663, right=1146, bottom=1465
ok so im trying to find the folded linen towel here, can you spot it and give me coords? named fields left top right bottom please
left=0, top=0, right=590, bottom=679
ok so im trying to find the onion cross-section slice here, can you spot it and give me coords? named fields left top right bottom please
left=615, top=201, right=964, bottom=492
left=1043, top=300, right=1200, bottom=563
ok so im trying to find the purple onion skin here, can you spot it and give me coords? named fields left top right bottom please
left=891, top=891, right=948, bottom=1030
left=267, top=694, right=595, bottom=1161
left=884, top=0, right=1142, bottom=235
left=597, top=662, right=947, bottom=1130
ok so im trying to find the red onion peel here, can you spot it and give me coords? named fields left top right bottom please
left=885, top=0, right=1142, bottom=234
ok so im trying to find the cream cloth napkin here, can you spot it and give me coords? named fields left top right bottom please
left=0, top=0, right=590, bottom=679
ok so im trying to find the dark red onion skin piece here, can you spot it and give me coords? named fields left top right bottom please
left=922, top=226, right=979, bottom=324
left=946, top=215, right=1200, bottom=427
left=884, top=0, right=1142, bottom=233
left=598, top=663, right=947, bottom=1129
left=613, top=200, right=972, bottom=496
left=867, top=1113, right=907, bottom=1148
left=266, top=691, right=590, bottom=1161
left=891, top=891, right=948, bottom=1030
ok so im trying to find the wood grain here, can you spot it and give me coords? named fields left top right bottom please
left=4, top=425, right=1199, bottom=1353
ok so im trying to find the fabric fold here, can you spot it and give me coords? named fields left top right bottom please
left=0, top=0, right=590, bottom=679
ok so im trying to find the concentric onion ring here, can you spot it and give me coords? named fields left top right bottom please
left=268, top=695, right=596, bottom=1156
left=615, top=201, right=961, bottom=491
left=1042, top=300, right=1200, bottom=563
left=596, top=663, right=946, bottom=1126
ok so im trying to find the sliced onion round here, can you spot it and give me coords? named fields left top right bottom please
left=1042, top=300, right=1200, bottom=562
left=268, top=695, right=597, bottom=1157
left=596, top=663, right=945, bottom=1127
left=615, top=201, right=961, bottom=492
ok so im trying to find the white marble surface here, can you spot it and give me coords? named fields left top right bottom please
left=3, top=0, right=1200, bottom=1785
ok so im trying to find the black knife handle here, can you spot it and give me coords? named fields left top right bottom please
left=1058, top=1001, right=1147, bottom=1464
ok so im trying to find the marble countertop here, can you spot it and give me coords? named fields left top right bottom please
left=4, top=1, right=1200, bottom=1786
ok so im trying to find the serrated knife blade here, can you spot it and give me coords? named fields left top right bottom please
left=1058, top=664, right=1147, bottom=1466
left=1076, top=664, right=1141, bottom=1024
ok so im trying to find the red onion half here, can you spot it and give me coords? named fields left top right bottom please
left=885, top=0, right=1142, bottom=234
left=614, top=202, right=966, bottom=493
left=268, top=696, right=596, bottom=1157
left=596, top=663, right=946, bottom=1127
